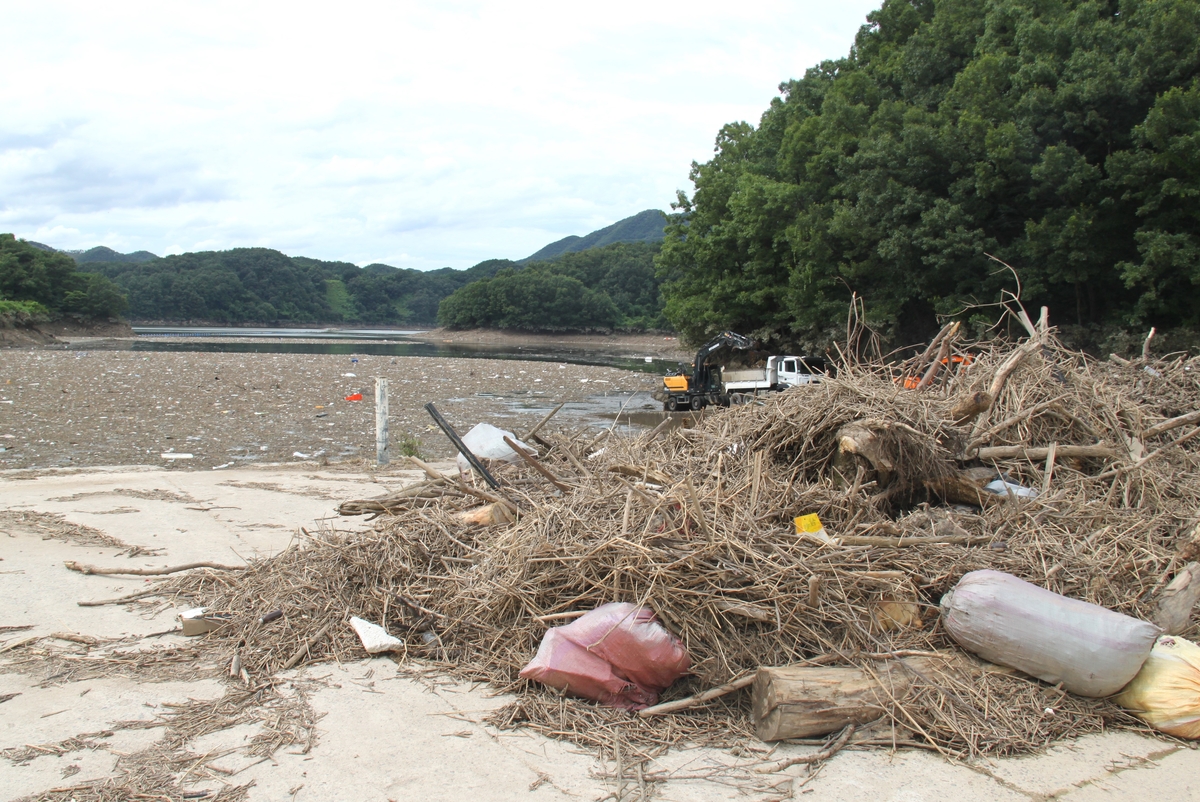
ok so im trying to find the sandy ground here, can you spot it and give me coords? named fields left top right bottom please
left=1, top=336, right=1198, bottom=799
left=2, top=464, right=1198, bottom=801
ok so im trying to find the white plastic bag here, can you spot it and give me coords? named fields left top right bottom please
left=455, top=423, right=537, bottom=475
left=940, top=569, right=1159, bottom=697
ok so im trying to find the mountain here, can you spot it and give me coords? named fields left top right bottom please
left=520, top=209, right=666, bottom=263
left=70, top=246, right=159, bottom=264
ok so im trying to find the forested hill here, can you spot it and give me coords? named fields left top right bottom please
left=59, top=210, right=668, bottom=329
left=439, top=241, right=665, bottom=332
left=657, top=0, right=1200, bottom=352
left=88, top=249, right=512, bottom=326
left=521, top=209, right=666, bottom=262
left=84, top=239, right=665, bottom=330
left=0, top=234, right=128, bottom=325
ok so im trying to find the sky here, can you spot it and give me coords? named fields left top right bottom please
left=1, top=0, right=883, bottom=270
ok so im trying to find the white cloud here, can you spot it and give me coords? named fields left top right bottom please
left=1, top=0, right=882, bottom=268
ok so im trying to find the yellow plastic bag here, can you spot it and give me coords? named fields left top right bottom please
left=1115, top=635, right=1200, bottom=739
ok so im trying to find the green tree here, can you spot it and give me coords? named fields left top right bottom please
left=0, top=234, right=127, bottom=321
left=657, top=0, right=1200, bottom=349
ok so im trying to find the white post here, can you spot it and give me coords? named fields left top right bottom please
left=375, top=377, right=389, bottom=466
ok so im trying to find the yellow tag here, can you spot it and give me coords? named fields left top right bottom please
left=794, top=513, right=823, bottom=534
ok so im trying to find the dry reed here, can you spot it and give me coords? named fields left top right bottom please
left=132, top=332, right=1200, bottom=759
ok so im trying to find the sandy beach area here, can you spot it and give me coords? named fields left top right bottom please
left=1, top=334, right=1196, bottom=800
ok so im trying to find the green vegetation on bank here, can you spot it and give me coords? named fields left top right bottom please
left=0, top=234, right=128, bottom=324
left=438, top=241, right=665, bottom=332
left=657, top=0, right=1200, bottom=350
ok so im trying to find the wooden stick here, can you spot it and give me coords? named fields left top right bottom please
left=281, top=622, right=333, bottom=671
left=408, top=455, right=450, bottom=481
left=1144, top=409, right=1200, bottom=439
left=1097, top=425, right=1200, bottom=481
left=64, top=560, right=244, bottom=576
left=1042, top=442, right=1058, bottom=495
left=452, top=479, right=520, bottom=515
left=964, top=394, right=1069, bottom=452
left=643, top=416, right=673, bottom=443
left=0, top=636, right=40, bottom=654
left=77, top=589, right=165, bottom=607
left=973, top=444, right=1118, bottom=461
left=50, top=632, right=102, bottom=645
left=503, top=435, right=572, bottom=491
left=533, top=611, right=588, bottom=623
left=684, top=476, right=710, bottom=538
left=832, top=533, right=996, bottom=548
left=638, top=674, right=755, bottom=717
left=524, top=402, right=565, bottom=440
left=557, top=440, right=591, bottom=478
left=1142, top=327, right=1157, bottom=361
left=754, top=724, right=856, bottom=773
left=915, top=322, right=959, bottom=391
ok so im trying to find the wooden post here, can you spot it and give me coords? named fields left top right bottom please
left=375, top=377, right=389, bottom=466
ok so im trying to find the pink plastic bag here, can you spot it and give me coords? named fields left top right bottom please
left=520, top=603, right=690, bottom=709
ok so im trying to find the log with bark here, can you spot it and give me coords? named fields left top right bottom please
left=752, top=657, right=944, bottom=741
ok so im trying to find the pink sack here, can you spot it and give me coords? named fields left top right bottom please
left=520, top=603, right=690, bottom=710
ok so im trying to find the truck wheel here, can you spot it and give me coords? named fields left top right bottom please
left=665, top=397, right=678, bottom=412
left=689, top=396, right=703, bottom=411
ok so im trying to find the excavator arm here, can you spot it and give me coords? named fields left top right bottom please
left=691, top=331, right=753, bottom=392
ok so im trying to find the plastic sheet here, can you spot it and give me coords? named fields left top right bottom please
left=519, top=603, right=690, bottom=710
left=941, top=569, right=1159, bottom=697
left=455, top=423, right=537, bottom=476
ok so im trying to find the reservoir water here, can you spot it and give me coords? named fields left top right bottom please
left=120, top=327, right=678, bottom=375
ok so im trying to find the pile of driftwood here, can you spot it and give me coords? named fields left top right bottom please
left=152, top=311, right=1200, bottom=758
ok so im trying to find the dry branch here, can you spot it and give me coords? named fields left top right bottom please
left=64, top=560, right=245, bottom=576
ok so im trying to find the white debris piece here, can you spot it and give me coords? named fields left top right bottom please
left=349, top=616, right=404, bottom=654
left=454, top=423, right=537, bottom=475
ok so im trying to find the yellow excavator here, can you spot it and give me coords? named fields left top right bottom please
left=654, top=331, right=754, bottom=411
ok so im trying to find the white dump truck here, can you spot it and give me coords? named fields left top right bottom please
left=721, top=356, right=824, bottom=395
left=653, top=331, right=829, bottom=411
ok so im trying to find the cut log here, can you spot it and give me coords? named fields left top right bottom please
left=1154, top=562, right=1200, bottom=635
left=753, top=658, right=941, bottom=741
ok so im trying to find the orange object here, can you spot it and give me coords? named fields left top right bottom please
left=344, top=393, right=363, bottom=401
left=901, top=354, right=974, bottom=389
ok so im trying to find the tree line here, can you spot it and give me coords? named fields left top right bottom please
left=76, top=240, right=665, bottom=331
left=656, top=0, right=1200, bottom=352
left=0, top=234, right=127, bottom=325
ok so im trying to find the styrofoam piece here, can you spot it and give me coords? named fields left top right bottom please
left=349, top=616, right=404, bottom=654
left=179, top=607, right=231, bottom=636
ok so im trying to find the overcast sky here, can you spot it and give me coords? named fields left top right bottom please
left=2, top=1, right=882, bottom=270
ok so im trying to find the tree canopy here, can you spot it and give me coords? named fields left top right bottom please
left=437, top=241, right=666, bottom=332
left=0, top=234, right=128, bottom=322
left=656, top=0, right=1200, bottom=350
